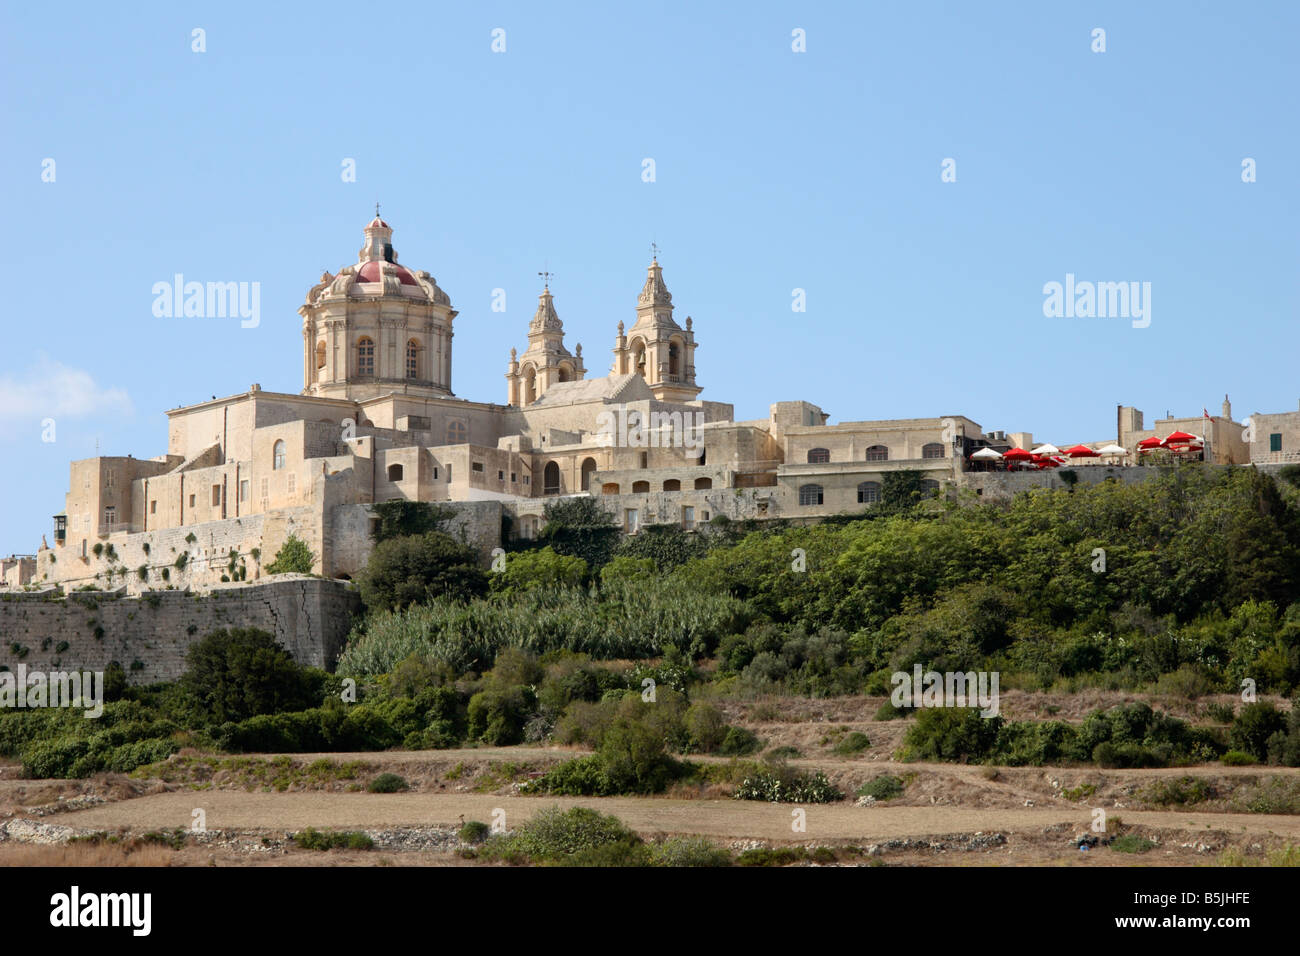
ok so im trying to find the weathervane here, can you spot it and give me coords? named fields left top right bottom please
left=538, top=263, right=553, bottom=290
left=650, top=241, right=660, bottom=261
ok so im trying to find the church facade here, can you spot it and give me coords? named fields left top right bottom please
left=19, top=217, right=1010, bottom=592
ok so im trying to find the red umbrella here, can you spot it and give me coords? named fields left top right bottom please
left=1165, top=430, right=1198, bottom=443
left=1003, top=447, right=1034, bottom=460
left=1063, top=444, right=1096, bottom=457
left=1037, top=457, right=1061, bottom=469
left=1137, top=436, right=1164, bottom=450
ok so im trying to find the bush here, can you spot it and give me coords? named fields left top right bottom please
left=1221, top=750, right=1258, bottom=766
left=718, top=725, right=762, bottom=756
left=178, top=628, right=318, bottom=724
left=467, top=685, right=537, bottom=746
left=734, top=766, right=842, bottom=803
left=266, top=535, right=314, bottom=575
left=833, top=731, right=871, bottom=755
left=901, top=708, right=1002, bottom=763
left=367, top=772, right=409, bottom=793
left=293, top=828, right=373, bottom=851
left=357, top=532, right=487, bottom=613
left=1143, top=776, right=1213, bottom=806
left=485, top=806, right=639, bottom=863
left=856, top=774, right=905, bottom=801
left=490, top=547, right=587, bottom=593
left=1110, top=834, right=1157, bottom=854
left=684, top=702, right=727, bottom=753
left=459, top=820, right=491, bottom=845
left=1230, top=703, right=1287, bottom=762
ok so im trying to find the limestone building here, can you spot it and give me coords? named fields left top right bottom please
left=8, top=216, right=1084, bottom=592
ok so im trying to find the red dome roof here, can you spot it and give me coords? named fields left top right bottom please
left=356, top=260, right=417, bottom=285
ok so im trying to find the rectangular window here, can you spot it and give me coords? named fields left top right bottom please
left=472, top=462, right=484, bottom=473
left=260, top=478, right=268, bottom=499
left=188, top=494, right=196, bottom=507
left=511, top=473, right=516, bottom=483
left=240, top=480, right=249, bottom=502
left=150, top=500, right=157, bottom=514
left=624, top=508, right=639, bottom=534
left=105, top=469, right=114, bottom=488
left=498, top=470, right=505, bottom=480
left=433, top=467, right=439, bottom=480
left=288, top=473, right=296, bottom=494
left=1271, top=433, right=1283, bottom=453
left=103, top=506, right=116, bottom=526
left=523, top=475, right=530, bottom=485
left=639, top=452, right=649, bottom=469
left=212, top=485, right=221, bottom=506
left=681, top=506, right=695, bottom=530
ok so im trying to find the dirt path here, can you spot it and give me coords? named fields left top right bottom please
left=51, top=790, right=1300, bottom=842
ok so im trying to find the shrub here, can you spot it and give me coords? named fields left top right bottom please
left=833, top=731, right=871, bottom=755
left=486, top=806, right=639, bottom=863
left=1142, top=776, right=1213, bottom=806
left=266, top=535, right=314, bottom=575
left=357, top=532, right=487, bottom=613
left=178, top=628, right=318, bottom=724
left=467, top=685, right=537, bottom=746
left=901, top=708, right=1002, bottom=763
left=718, top=726, right=762, bottom=756
left=1221, top=750, right=1257, bottom=766
left=684, top=702, right=727, bottom=753
left=459, top=820, right=491, bottom=845
left=367, top=772, right=409, bottom=793
left=856, top=774, right=905, bottom=801
left=293, top=828, right=373, bottom=851
left=1230, top=703, right=1287, bottom=762
left=491, top=547, right=587, bottom=593
left=734, top=766, right=842, bottom=803
left=1110, top=834, right=1157, bottom=854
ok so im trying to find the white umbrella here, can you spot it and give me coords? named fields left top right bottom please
left=1094, top=443, right=1128, bottom=456
left=970, top=447, right=1003, bottom=460
left=1031, top=444, right=1061, bottom=456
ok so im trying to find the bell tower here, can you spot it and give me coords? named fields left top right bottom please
left=611, top=253, right=700, bottom=402
left=506, top=279, right=584, bottom=405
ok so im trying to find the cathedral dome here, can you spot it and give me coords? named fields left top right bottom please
left=355, top=260, right=417, bottom=285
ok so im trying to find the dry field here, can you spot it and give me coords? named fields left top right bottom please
left=1, top=691, right=1297, bottom=867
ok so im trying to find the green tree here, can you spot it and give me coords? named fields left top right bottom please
left=179, top=627, right=317, bottom=724
left=266, top=535, right=315, bottom=574
left=357, top=531, right=487, bottom=613
left=490, top=546, right=587, bottom=593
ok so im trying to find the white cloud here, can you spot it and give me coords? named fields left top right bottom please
left=0, top=355, right=133, bottom=439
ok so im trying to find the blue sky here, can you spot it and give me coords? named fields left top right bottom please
left=2, top=1, right=1297, bottom=551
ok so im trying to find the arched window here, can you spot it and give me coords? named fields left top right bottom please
left=273, top=440, right=286, bottom=470
left=632, top=480, right=650, bottom=493
left=557, top=364, right=572, bottom=383
left=865, top=444, right=889, bottom=462
left=922, top=443, right=945, bottom=459
left=694, top=477, right=712, bottom=490
left=406, top=340, right=419, bottom=379
left=315, top=340, right=326, bottom=369
left=446, top=421, right=467, bottom=444
left=668, top=341, right=681, bottom=377
left=857, top=481, right=881, bottom=504
left=920, top=479, right=941, bottom=496
left=632, top=340, right=646, bottom=379
left=523, top=366, right=537, bottom=405
left=356, top=337, right=375, bottom=377
left=387, top=464, right=404, bottom=482
left=662, top=479, right=681, bottom=492
left=798, top=483, right=824, bottom=506
left=807, top=447, right=830, bottom=464
left=580, top=457, right=598, bottom=491
left=543, top=461, right=561, bottom=495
